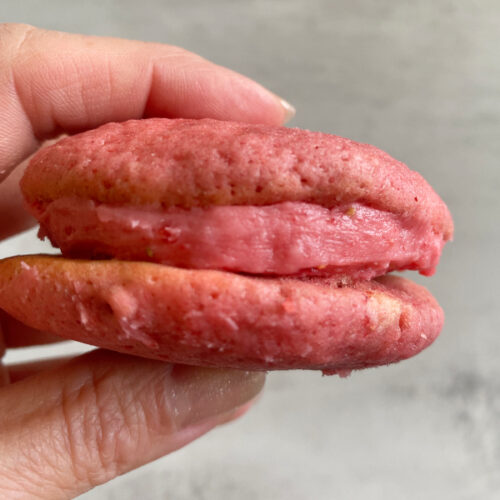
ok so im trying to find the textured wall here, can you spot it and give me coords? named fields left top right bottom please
left=1, top=1, right=499, bottom=499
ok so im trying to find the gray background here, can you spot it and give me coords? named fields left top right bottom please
left=1, top=1, right=499, bottom=499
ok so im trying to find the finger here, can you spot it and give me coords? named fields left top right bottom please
left=7, top=356, right=72, bottom=383
left=0, top=310, right=63, bottom=348
left=0, top=23, right=294, bottom=182
left=0, top=349, right=265, bottom=499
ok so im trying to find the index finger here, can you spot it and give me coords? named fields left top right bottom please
left=0, top=24, right=294, bottom=239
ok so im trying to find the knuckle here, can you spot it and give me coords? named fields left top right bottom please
left=150, top=42, right=208, bottom=67
left=59, top=370, right=126, bottom=486
left=58, top=367, right=172, bottom=489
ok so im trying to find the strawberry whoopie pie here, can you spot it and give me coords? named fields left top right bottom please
left=0, top=119, right=453, bottom=374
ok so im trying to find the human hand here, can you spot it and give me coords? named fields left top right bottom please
left=0, top=23, right=292, bottom=498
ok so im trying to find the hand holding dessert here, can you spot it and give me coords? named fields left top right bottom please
left=0, top=23, right=452, bottom=500
left=0, top=24, right=290, bottom=499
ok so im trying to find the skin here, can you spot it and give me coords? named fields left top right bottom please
left=0, top=24, right=294, bottom=499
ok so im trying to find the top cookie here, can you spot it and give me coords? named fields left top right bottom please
left=22, top=118, right=453, bottom=240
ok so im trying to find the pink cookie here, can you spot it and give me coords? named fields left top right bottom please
left=0, top=256, right=443, bottom=374
left=1, top=118, right=453, bottom=373
left=22, top=118, right=453, bottom=279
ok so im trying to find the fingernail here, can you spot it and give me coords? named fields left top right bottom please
left=279, top=98, right=296, bottom=124
left=165, top=366, right=266, bottom=430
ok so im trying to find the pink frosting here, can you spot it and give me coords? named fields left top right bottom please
left=36, top=198, right=446, bottom=280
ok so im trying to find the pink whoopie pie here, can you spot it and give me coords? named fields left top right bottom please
left=0, top=118, right=453, bottom=375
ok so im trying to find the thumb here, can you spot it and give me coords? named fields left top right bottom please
left=0, top=350, right=265, bottom=499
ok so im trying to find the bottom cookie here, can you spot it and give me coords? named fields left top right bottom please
left=0, top=255, right=443, bottom=374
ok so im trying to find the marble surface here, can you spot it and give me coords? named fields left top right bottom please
left=1, top=1, right=499, bottom=498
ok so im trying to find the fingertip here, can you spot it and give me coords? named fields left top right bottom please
left=165, top=365, right=266, bottom=429
left=222, top=393, right=263, bottom=423
left=221, top=72, right=296, bottom=126
left=166, top=385, right=264, bottom=456
left=145, top=53, right=294, bottom=126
